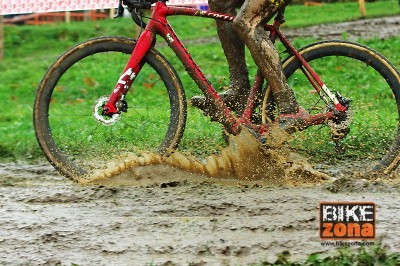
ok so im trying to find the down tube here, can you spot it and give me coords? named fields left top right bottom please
left=158, top=20, right=241, bottom=133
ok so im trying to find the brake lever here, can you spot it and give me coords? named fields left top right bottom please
left=131, top=8, right=147, bottom=28
left=114, top=0, right=125, bottom=18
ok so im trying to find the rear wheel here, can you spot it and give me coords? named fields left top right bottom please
left=34, top=37, right=187, bottom=181
left=264, top=40, right=400, bottom=173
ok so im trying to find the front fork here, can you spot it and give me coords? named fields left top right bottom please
left=102, top=30, right=156, bottom=116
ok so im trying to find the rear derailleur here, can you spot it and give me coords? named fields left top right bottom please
left=327, top=93, right=352, bottom=154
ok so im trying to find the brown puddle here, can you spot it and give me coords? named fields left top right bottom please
left=79, top=127, right=331, bottom=187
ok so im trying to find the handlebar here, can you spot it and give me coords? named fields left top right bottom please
left=123, top=0, right=158, bottom=9
left=116, top=0, right=161, bottom=28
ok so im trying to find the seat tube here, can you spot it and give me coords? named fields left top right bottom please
left=103, top=30, right=155, bottom=115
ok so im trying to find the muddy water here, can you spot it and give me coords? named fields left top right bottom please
left=1, top=128, right=399, bottom=265
left=182, top=15, right=400, bottom=47
left=0, top=161, right=399, bottom=265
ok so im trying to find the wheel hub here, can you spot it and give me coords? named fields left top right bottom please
left=93, top=96, right=121, bottom=126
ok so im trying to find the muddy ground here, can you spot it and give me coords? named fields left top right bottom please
left=1, top=161, right=399, bottom=265
left=1, top=16, right=400, bottom=266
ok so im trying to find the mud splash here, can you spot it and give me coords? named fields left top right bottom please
left=81, top=128, right=330, bottom=186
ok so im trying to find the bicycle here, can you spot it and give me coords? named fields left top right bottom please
left=33, top=0, right=400, bottom=181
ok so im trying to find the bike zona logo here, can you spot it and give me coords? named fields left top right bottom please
left=319, top=202, right=376, bottom=240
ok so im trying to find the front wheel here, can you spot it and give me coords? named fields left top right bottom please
left=264, top=40, right=400, bottom=174
left=34, top=37, right=187, bottom=181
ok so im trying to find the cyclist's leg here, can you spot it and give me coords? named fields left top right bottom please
left=191, top=0, right=250, bottom=115
left=233, top=0, right=301, bottom=116
left=211, top=0, right=250, bottom=103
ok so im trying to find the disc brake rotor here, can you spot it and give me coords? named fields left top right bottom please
left=93, top=96, right=121, bottom=126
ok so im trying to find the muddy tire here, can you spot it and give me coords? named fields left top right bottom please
left=34, top=37, right=187, bottom=181
left=264, top=40, right=400, bottom=172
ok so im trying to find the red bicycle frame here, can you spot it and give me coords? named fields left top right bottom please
left=103, top=1, right=347, bottom=135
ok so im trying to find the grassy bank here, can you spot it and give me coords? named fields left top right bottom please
left=255, top=241, right=400, bottom=265
left=0, top=0, right=400, bottom=160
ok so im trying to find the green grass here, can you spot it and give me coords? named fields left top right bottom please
left=254, top=241, right=400, bottom=265
left=284, top=0, right=400, bottom=28
left=0, top=0, right=400, bottom=161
